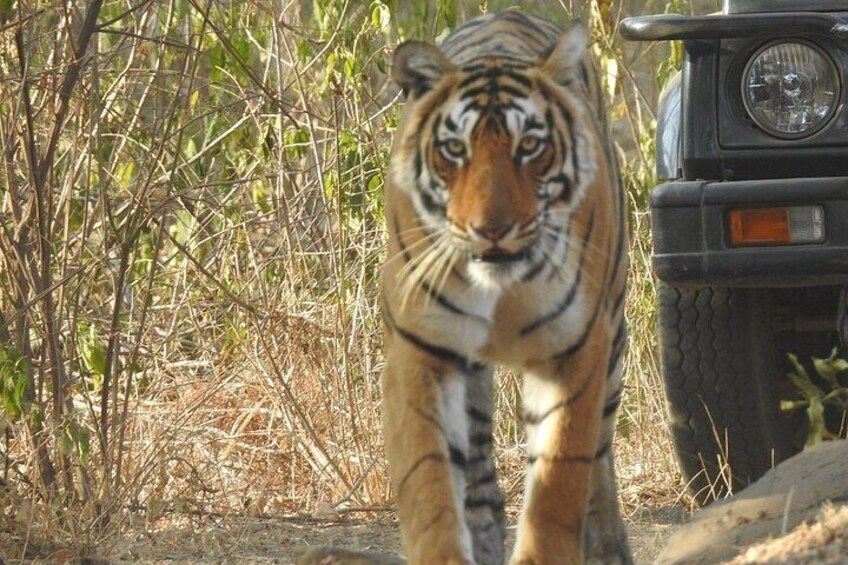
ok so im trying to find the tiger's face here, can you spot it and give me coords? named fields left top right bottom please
left=390, top=26, right=595, bottom=288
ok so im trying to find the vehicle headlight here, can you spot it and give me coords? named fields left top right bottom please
left=742, top=41, right=840, bottom=139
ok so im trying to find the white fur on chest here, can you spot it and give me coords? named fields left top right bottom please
left=417, top=285, right=501, bottom=361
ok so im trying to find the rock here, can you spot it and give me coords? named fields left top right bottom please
left=656, top=440, right=848, bottom=564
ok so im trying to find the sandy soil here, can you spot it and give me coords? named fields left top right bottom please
left=726, top=504, right=848, bottom=565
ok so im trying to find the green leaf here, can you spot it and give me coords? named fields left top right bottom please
left=805, top=397, right=826, bottom=446
left=60, top=427, right=75, bottom=457
left=78, top=324, right=107, bottom=389
left=812, top=347, right=848, bottom=388
left=786, top=349, right=848, bottom=447
left=0, top=348, right=30, bottom=421
left=787, top=371, right=823, bottom=401
left=76, top=425, right=91, bottom=467
left=787, top=353, right=810, bottom=381
left=371, top=1, right=391, bottom=34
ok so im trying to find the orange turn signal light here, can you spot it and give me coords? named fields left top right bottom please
left=728, top=206, right=824, bottom=247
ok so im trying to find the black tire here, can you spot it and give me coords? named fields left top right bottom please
left=657, top=285, right=798, bottom=504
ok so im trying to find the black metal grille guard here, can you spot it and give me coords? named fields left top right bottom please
left=620, top=12, right=848, bottom=42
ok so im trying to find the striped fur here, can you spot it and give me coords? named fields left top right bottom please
left=382, top=11, right=631, bottom=565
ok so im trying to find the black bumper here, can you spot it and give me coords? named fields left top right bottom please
left=651, top=177, right=848, bottom=287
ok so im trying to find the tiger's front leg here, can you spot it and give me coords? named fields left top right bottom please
left=510, top=328, right=613, bottom=565
left=382, top=334, right=476, bottom=565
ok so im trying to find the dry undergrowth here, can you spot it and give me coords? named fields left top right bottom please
left=0, top=1, right=693, bottom=563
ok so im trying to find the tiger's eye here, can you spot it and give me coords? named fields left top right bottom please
left=519, top=136, right=543, bottom=154
left=441, top=139, right=466, bottom=158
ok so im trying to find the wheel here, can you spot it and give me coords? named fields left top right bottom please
left=656, top=285, right=799, bottom=504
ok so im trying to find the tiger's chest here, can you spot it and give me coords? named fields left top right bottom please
left=489, top=280, right=595, bottom=366
left=414, top=276, right=595, bottom=369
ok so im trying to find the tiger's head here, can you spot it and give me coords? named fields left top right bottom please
left=389, top=25, right=599, bottom=289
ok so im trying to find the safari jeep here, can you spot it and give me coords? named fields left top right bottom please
left=622, top=0, right=848, bottom=502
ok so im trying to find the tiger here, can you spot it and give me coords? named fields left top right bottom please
left=377, top=10, right=632, bottom=565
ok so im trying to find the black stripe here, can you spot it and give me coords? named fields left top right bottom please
left=399, top=452, right=445, bottom=493
left=520, top=256, right=546, bottom=283
left=411, top=404, right=444, bottom=432
left=460, top=60, right=530, bottom=73
left=466, top=405, right=490, bottom=424
left=555, top=99, right=581, bottom=191
left=465, top=99, right=523, bottom=113
left=494, top=84, right=529, bottom=99
left=610, top=285, right=627, bottom=318
left=421, top=279, right=476, bottom=318
left=468, top=453, right=488, bottom=466
left=470, top=432, right=492, bottom=446
left=471, top=470, right=496, bottom=487
left=567, top=375, right=591, bottom=407
left=384, top=307, right=483, bottom=373
left=580, top=63, right=592, bottom=94
left=524, top=400, right=565, bottom=426
left=546, top=109, right=573, bottom=203
left=549, top=277, right=606, bottom=362
left=430, top=113, right=443, bottom=138
left=608, top=224, right=626, bottom=292
left=444, top=114, right=458, bottom=132
left=546, top=216, right=573, bottom=282
left=440, top=19, right=489, bottom=50
left=459, top=52, right=536, bottom=66
left=602, top=395, right=621, bottom=419
left=606, top=322, right=627, bottom=376
left=414, top=151, right=423, bottom=181
left=610, top=320, right=626, bottom=351
left=525, top=115, right=544, bottom=131
left=449, top=444, right=468, bottom=470
left=459, top=85, right=494, bottom=100
left=501, top=70, right=533, bottom=89
left=421, top=508, right=449, bottom=534
left=607, top=342, right=625, bottom=378
left=460, top=82, right=529, bottom=102
left=419, top=189, right=445, bottom=216
left=458, top=71, right=489, bottom=89
left=595, top=441, right=611, bottom=459
left=520, top=209, right=595, bottom=336
left=550, top=173, right=573, bottom=203
left=465, top=495, right=505, bottom=512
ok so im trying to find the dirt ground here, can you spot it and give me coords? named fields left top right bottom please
left=6, top=442, right=848, bottom=565
left=4, top=501, right=846, bottom=563
left=106, top=503, right=847, bottom=565
left=97, top=505, right=685, bottom=564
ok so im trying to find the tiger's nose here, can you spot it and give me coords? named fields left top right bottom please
left=471, top=222, right=513, bottom=242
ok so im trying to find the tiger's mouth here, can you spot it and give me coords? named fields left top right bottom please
left=471, top=248, right=530, bottom=264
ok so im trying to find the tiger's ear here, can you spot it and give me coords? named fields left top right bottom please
left=540, top=24, right=587, bottom=84
left=392, top=40, right=455, bottom=98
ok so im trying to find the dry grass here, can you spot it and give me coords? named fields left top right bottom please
left=0, top=1, right=708, bottom=562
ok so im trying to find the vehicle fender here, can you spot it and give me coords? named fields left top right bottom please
left=656, top=71, right=682, bottom=181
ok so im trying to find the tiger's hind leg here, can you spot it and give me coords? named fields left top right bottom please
left=464, top=369, right=506, bottom=565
